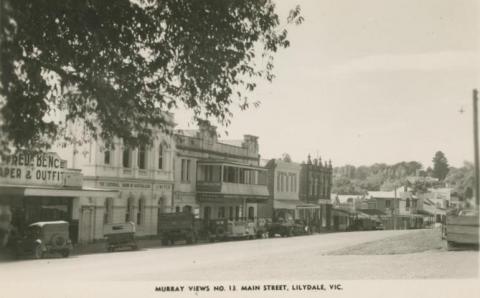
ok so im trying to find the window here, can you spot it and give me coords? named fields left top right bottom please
left=406, top=198, right=411, bottom=208
left=175, top=206, right=181, bottom=213
left=122, top=148, right=131, bottom=168
left=183, top=205, right=192, bottom=213
left=277, top=173, right=281, bottom=191
left=138, top=146, right=147, bottom=169
left=181, top=159, right=191, bottom=182
left=158, top=144, right=164, bottom=170
left=103, top=197, right=113, bottom=224
left=158, top=196, right=166, bottom=214
left=292, top=174, right=296, bottom=192
left=229, top=206, right=234, bottom=220
left=125, top=197, right=134, bottom=222
left=248, top=206, right=255, bottom=220
left=235, top=206, right=240, bottom=220
left=204, top=206, right=211, bottom=219
left=385, top=200, right=391, bottom=208
left=218, top=207, right=225, bottom=218
left=285, top=174, right=289, bottom=192
left=137, top=198, right=145, bottom=225
left=104, top=149, right=111, bottom=165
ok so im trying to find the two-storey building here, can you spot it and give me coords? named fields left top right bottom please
left=299, top=155, right=333, bottom=231
left=264, top=159, right=302, bottom=222
left=58, top=117, right=176, bottom=242
left=173, top=123, right=269, bottom=222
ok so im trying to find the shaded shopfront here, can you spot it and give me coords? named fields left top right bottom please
left=0, top=152, right=117, bottom=246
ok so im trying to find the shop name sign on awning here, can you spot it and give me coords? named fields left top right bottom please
left=0, top=152, right=68, bottom=187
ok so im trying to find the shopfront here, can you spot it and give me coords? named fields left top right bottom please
left=0, top=152, right=117, bottom=245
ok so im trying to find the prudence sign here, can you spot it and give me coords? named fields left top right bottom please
left=0, top=152, right=67, bottom=187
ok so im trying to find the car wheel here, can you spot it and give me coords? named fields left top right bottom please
left=34, top=245, right=44, bottom=259
left=61, top=249, right=70, bottom=258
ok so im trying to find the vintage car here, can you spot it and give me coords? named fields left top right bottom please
left=12, top=221, right=73, bottom=259
left=103, top=222, right=138, bottom=251
left=267, top=220, right=309, bottom=237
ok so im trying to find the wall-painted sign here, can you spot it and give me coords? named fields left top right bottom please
left=0, top=152, right=67, bottom=186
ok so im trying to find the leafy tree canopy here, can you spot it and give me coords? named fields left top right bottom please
left=0, top=0, right=303, bottom=153
left=432, top=151, right=449, bottom=181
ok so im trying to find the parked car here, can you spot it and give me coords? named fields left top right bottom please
left=103, top=222, right=138, bottom=251
left=11, top=221, right=73, bottom=259
left=268, top=220, right=309, bottom=237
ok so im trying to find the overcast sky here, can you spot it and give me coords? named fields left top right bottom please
left=174, top=0, right=480, bottom=168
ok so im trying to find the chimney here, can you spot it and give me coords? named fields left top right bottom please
left=242, top=135, right=259, bottom=154
left=198, top=121, right=217, bottom=140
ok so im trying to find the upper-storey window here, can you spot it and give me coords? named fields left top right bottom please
left=104, top=149, right=111, bottom=165
left=138, top=146, right=146, bottom=170
left=181, top=159, right=191, bottom=182
left=291, top=174, right=296, bottom=192
left=122, top=148, right=131, bottom=168
left=158, top=144, right=164, bottom=170
left=285, top=174, right=289, bottom=192
left=277, top=173, right=281, bottom=191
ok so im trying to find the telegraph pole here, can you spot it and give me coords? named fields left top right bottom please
left=473, top=89, right=479, bottom=206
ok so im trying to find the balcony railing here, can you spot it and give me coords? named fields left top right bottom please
left=196, top=181, right=269, bottom=197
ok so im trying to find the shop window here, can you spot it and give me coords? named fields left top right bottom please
left=137, top=198, right=145, bottom=225
left=122, top=148, right=131, bottom=168
left=138, top=146, right=146, bottom=170
left=183, top=205, right=192, bottom=213
left=158, top=144, right=164, bottom=170
left=103, top=197, right=113, bottom=224
left=229, top=206, right=234, bottom=220
left=248, top=207, right=255, bottom=220
left=385, top=200, right=391, bottom=208
left=125, top=197, right=134, bottom=222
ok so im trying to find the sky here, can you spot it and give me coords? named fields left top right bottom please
left=174, top=0, right=480, bottom=168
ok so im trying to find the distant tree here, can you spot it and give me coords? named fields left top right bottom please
left=0, top=0, right=303, bottom=153
left=432, top=151, right=450, bottom=180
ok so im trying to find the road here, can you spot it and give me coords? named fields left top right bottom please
left=0, top=229, right=477, bottom=281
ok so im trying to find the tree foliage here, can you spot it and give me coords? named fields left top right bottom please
left=445, top=162, right=475, bottom=200
left=0, top=0, right=303, bottom=153
left=432, top=151, right=449, bottom=181
left=332, top=161, right=423, bottom=194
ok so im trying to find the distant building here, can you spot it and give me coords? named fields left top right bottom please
left=264, top=158, right=302, bottom=222
left=299, top=155, right=333, bottom=231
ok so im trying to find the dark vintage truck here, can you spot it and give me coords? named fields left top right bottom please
left=158, top=213, right=231, bottom=245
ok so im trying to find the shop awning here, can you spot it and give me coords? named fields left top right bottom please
left=416, top=209, right=435, bottom=216
left=274, top=199, right=303, bottom=209
left=359, top=208, right=387, bottom=216
left=0, top=185, right=118, bottom=198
